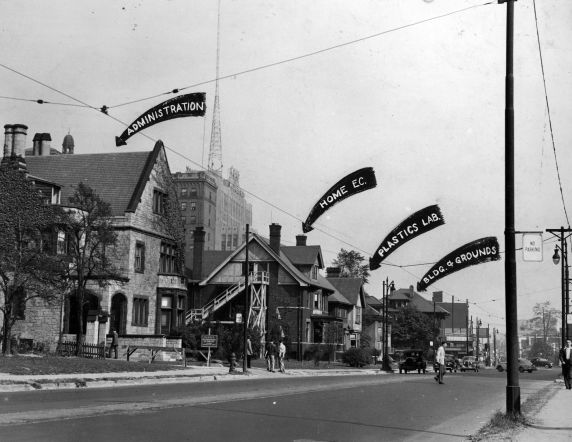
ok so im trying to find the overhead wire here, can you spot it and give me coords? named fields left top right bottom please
left=532, top=0, right=570, bottom=227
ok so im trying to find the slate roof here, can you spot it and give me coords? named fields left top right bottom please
left=281, top=245, right=323, bottom=267
left=365, top=294, right=383, bottom=310
left=390, top=286, right=449, bottom=314
left=328, top=290, right=352, bottom=305
left=326, top=277, right=365, bottom=306
left=25, top=147, right=157, bottom=217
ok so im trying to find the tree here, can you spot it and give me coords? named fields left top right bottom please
left=0, top=167, right=64, bottom=354
left=391, top=305, right=437, bottom=350
left=331, top=249, right=370, bottom=284
left=528, top=340, right=554, bottom=360
left=61, top=182, right=122, bottom=354
left=530, top=302, right=559, bottom=343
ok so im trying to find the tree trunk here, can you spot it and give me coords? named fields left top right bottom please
left=75, top=292, right=84, bottom=356
left=2, top=315, right=12, bottom=355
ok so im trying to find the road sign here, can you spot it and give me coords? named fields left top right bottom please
left=522, top=232, right=543, bottom=262
left=201, top=335, right=218, bottom=348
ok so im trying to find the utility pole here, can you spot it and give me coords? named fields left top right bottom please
left=494, top=328, right=497, bottom=366
left=242, top=224, right=250, bottom=373
left=466, top=300, right=469, bottom=355
left=499, top=0, right=520, bottom=415
left=381, top=278, right=394, bottom=372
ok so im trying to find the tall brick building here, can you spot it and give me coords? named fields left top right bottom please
left=2, top=123, right=186, bottom=351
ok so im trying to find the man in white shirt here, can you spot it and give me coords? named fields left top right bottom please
left=559, top=339, right=572, bottom=390
left=434, top=340, right=446, bottom=384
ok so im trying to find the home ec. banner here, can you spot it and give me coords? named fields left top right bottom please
left=302, top=167, right=377, bottom=233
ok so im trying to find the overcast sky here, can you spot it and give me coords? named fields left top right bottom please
left=2, top=0, right=571, bottom=333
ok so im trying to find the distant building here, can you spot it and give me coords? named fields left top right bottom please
left=174, top=167, right=252, bottom=265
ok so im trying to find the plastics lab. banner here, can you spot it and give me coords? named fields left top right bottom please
left=116, top=93, right=206, bottom=146
left=416, top=236, right=501, bottom=292
left=302, top=167, right=377, bottom=233
left=369, top=204, right=445, bottom=271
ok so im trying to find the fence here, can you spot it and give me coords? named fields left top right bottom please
left=57, top=341, right=106, bottom=359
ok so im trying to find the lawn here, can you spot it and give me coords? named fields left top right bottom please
left=0, top=354, right=371, bottom=376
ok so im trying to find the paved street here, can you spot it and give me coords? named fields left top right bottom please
left=0, top=369, right=558, bottom=442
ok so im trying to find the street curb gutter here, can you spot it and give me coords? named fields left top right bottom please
left=0, top=369, right=384, bottom=392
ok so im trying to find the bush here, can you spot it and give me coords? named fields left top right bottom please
left=342, top=347, right=371, bottom=367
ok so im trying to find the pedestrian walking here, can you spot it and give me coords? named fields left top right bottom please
left=559, top=339, right=572, bottom=390
left=434, top=340, right=445, bottom=384
left=109, top=329, right=119, bottom=359
left=278, top=339, right=286, bottom=373
left=246, top=335, right=253, bottom=369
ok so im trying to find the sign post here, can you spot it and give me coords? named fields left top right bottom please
left=201, top=328, right=218, bottom=367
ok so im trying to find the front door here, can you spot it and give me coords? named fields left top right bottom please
left=110, top=293, right=127, bottom=334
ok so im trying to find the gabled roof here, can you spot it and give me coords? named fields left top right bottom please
left=390, top=286, right=449, bottom=314
left=199, top=233, right=334, bottom=293
left=328, top=290, right=352, bottom=306
left=365, top=294, right=383, bottom=309
left=25, top=141, right=164, bottom=216
left=326, top=277, right=366, bottom=306
left=282, top=245, right=323, bottom=268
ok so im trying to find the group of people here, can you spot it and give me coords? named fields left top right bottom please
left=244, top=336, right=286, bottom=373
left=264, top=339, right=286, bottom=373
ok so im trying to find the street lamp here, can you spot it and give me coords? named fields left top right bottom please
left=476, top=319, right=482, bottom=363
left=547, top=227, right=571, bottom=349
left=381, top=278, right=395, bottom=372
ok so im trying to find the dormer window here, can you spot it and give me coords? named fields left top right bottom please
left=311, top=265, right=318, bottom=280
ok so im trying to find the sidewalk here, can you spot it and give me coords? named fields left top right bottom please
left=514, top=380, right=572, bottom=441
left=0, top=364, right=383, bottom=392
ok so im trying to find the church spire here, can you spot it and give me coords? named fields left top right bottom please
left=207, top=0, right=223, bottom=175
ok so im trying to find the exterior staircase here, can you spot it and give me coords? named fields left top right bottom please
left=186, top=272, right=269, bottom=324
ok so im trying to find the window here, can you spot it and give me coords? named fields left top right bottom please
left=160, top=294, right=185, bottom=334
left=160, top=296, right=172, bottom=334
left=56, top=230, right=68, bottom=255
left=153, top=189, right=167, bottom=214
left=132, top=297, right=149, bottom=326
left=181, top=188, right=188, bottom=197
left=190, top=186, right=197, bottom=197
left=160, top=242, right=178, bottom=274
left=190, top=202, right=196, bottom=211
left=314, top=293, right=324, bottom=311
left=12, top=286, right=26, bottom=320
left=311, top=265, right=318, bottom=280
left=355, top=306, right=362, bottom=324
left=181, top=202, right=187, bottom=211
left=190, top=215, right=197, bottom=224
left=134, top=242, right=145, bottom=273
left=176, top=296, right=185, bottom=328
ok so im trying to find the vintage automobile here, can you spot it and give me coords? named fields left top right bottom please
left=398, top=349, right=427, bottom=374
left=460, top=356, right=480, bottom=372
left=433, top=354, right=461, bottom=373
left=530, top=357, right=553, bottom=368
left=496, top=358, right=537, bottom=373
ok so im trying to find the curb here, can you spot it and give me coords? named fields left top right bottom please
left=0, top=368, right=385, bottom=392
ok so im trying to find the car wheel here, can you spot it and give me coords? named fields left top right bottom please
left=528, top=369, right=533, bottom=373
left=399, top=369, right=402, bottom=374
left=545, top=364, right=550, bottom=368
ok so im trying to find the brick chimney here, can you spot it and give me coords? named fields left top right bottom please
left=326, top=267, right=341, bottom=278
left=2, top=124, right=28, bottom=170
left=432, top=291, right=443, bottom=303
left=192, top=227, right=206, bottom=281
left=40, top=133, right=52, bottom=155
left=32, top=133, right=42, bottom=156
left=269, top=223, right=281, bottom=254
left=296, top=234, right=307, bottom=246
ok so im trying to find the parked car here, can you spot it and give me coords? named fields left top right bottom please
left=530, top=357, right=553, bottom=368
left=518, top=358, right=537, bottom=373
left=398, top=350, right=427, bottom=374
left=496, top=358, right=537, bottom=373
left=433, top=354, right=461, bottom=373
left=460, top=356, right=480, bottom=372
left=376, top=354, right=399, bottom=372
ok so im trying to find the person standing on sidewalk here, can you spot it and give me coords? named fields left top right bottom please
left=434, top=340, right=445, bottom=384
left=558, top=339, right=572, bottom=390
left=246, top=335, right=253, bottom=369
left=109, top=329, right=119, bottom=359
left=278, top=339, right=286, bottom=373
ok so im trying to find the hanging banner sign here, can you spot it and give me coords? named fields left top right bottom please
left=115, top=92, right=206, bottom=146
left=522, top=232, right=543, bottom=262
left=369, top=204, right=445, bottom=270
left=302, top=167, right=377, bottom=233
left=417, top=236, right=501, bottom=291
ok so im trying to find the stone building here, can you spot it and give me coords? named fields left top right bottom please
left=2, top=123, right=186, bottom=351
